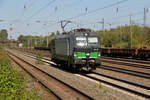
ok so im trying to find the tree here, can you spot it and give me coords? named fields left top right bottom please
left=18, top=35, right=25, bottom=43
left=98, top=25, right=150, bottom=48
left=0, top=29, right=8, bottom=40
left=56, top=30, right=60, bottom=36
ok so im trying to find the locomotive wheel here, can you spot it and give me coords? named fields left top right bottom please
left=57, top=64, right=61, bottom=68
left=71, top=64, right=77, bottom=73
left=67, top=61, right=71, bottom=70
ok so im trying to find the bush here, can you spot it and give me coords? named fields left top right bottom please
left=0, top=46, right=40, bottom=100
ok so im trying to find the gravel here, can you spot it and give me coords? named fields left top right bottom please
left=7, top=48, right=150, bottom=100
left=100, top=62, right=150, bottom=88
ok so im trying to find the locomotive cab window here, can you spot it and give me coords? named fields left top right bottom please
left=76, top=37, right=87, bottom=46
left=88, top=37, right=98, bottom=45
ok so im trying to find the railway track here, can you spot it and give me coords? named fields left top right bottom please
left=78, top=72, right=150, bottom=98
left=7, top=49, right=150, bottom=99
left=99, top=65, right=150, bottom=79
left=7, top=50, right=94, bottom=100
left=102, top=59, right=150, bottom=69
left=23, top=52, right=150, bottom=79
left=101, top=57, right=150, bottom=79
left=102, top=56, right=150, bottom=65
left=20, top=52, right=150, bottom=78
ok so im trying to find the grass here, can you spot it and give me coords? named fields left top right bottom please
left=103, top=88, right=108, bottom=94
left=0, top=45, right=40, bottom=100
left=92, top=83, right=108, bottom=94
left=92, top=84, right=97, bottom=89
left=36, top=53, right=43, bottom=65
left=98, top=82, right=102, bottom=89
left=92, top=82, right=103, bottom=89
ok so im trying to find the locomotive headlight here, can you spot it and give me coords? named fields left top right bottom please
left=74, top=53, right=77, bottom=57
left=86, top=53, right=90, bottom=56
left=98, top=52, right=101, bottom=56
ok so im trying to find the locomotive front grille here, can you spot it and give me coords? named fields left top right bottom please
left=74, top=51, right=100, bottom=58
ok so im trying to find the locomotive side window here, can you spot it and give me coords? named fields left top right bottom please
left=76, top=37, right=87, bottom=46
left=88, top=37, right=98, bottom=45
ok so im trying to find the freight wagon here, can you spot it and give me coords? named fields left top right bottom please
left=34, top=46, right=50, bottom=51
left=101, top=48, right=150, bottom=60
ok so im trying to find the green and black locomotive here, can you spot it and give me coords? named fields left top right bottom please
left=50, top=29, right=101, bottom=71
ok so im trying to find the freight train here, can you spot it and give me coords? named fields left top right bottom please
left=34, top=46, right=50, bottom=51
left=34, top=47, right=150, bottom=60
left=50, top=29, right=101, bottom=71
left=101, top=48, right=150, bottom=60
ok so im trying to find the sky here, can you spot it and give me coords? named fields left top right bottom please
left=0, top=0, right=150, bottom=39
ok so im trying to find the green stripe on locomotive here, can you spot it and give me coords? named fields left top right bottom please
left=74, top=51, right=100, bottom=58
left=90, top=52, right=99, bottom=58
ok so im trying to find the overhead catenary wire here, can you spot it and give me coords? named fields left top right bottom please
left=5, top=0, right=150, bottom=37
left=25, top=0, right=56, bottom=21
left=65, top=0, right=128, bottom=20
left=13, top=0, right=42, bottom=23
left=79, top=8, right=146, bottom=28
left=70, top=15, right=144, bottom=29
left=27, top=0, right=39, bottom=9
left=0, top=0, right=130, bottom=27
left=80, top=10, right=144, bottom=26
left=106, top=11, right=144, bottom=21
left=36, top=0, right=129, bottom=31
left=19, top=0, right=40, bottom=19
left=13, top=0, right=56, bottom=36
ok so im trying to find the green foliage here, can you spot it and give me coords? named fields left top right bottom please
left=0, top=46, right=40, bottom=100
left=56, top=30, right=60, bottom=36
left=98, top=82, right=102, bottom=89
left=17, top=31, right=60, bottom=47
left=17, top=25, right=150, bottom=48
left=92, top=84, right=97, bottom=89
left=0, top=29, right=8, bottom=40
left=97, top=25, right=150, bottom=48
left=103, top=88, right=108, bottom=94
left=36, top=53, right=43, bottom=64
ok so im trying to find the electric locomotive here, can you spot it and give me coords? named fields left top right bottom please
left=50, top=28, right=101, bottom=71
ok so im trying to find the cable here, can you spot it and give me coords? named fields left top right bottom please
left=27, top=0, right=39, bottom=9
left=66, top=0, right=128, bottom=20
left=26, top=0, right=56, bottom=20
left=13, top=0, right=56, bottom=35
left=38, top=0, right=129, bottom=30
left=35, top=0, right=129, bottom=31
left=106, top=11, right=143, bottom=21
